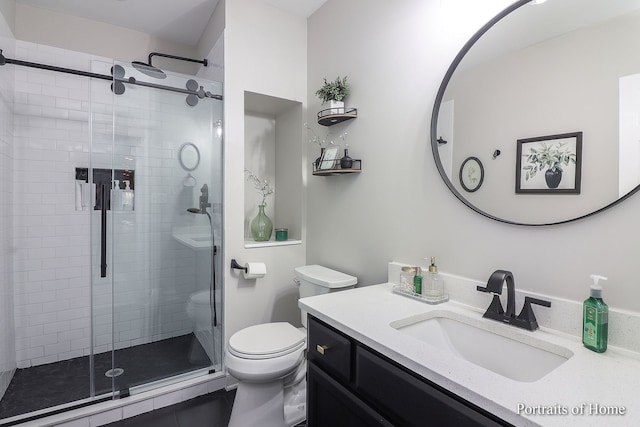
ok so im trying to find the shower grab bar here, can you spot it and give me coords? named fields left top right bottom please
left=100, top=183, right=107, bottom=278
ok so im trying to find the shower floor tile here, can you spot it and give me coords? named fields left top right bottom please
left=0, top=333, right=211, bottom=421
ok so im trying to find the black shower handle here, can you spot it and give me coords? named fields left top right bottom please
left=100, top=183, right=107, bottom=278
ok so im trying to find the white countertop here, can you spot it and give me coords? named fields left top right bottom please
left=299, top=283, right=640, bottom=427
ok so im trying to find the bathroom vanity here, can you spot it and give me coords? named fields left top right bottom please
left=307, top=315, right=508, bottom=426
left=300, top=281, right=640, bottom=427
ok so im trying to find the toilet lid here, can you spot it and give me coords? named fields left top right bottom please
left=229, top=322, right=306, bottom=359
left=294, top=264, right=357, bottom=288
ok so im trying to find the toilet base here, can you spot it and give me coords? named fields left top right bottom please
left=228, top=376, right=306, bottom=427
left=283, top=377, right=306, bottom=426
left=228, top=380, right=286, bottom=427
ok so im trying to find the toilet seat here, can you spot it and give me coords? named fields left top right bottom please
left=228, top=322, right=306, bottom=360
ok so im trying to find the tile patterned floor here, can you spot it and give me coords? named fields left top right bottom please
left=0, top=334, right=211, bottom=420
left=104, top=388, right=307, bottom=427
left=105, top=389, right=236, bottom=427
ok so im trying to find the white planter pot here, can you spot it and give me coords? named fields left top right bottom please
left=328, top=100, right=344, bottom=114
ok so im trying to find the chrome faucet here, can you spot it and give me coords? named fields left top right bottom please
left=476, top=270, right=551, bottom=331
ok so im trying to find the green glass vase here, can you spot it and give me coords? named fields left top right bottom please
left=250, top=204, right=273, bottom=241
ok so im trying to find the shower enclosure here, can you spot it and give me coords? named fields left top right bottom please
left=0, top=48, right=223, bottom=424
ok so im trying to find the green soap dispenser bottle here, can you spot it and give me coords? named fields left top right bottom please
left=413, top=267, right=423, bottom=295
left=583, top=274, right=608, bottom=353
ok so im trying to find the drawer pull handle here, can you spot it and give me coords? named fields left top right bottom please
left=316, top=344, right=329, bottom=355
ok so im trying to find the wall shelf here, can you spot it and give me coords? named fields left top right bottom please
left=317, top=108, right=357, bottom=126
left=312, top=159, right=362, bottom=176
left=244, top=239, right=302, bottom=249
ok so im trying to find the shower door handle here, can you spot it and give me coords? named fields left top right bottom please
left=100, top=183, right=107, bottom=278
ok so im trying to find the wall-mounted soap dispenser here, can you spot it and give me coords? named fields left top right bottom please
left=74, top=167, right=135, bottom=211
left=111, top=180, right=123, bottom=211
left=122, top=180, right=134, bottom=211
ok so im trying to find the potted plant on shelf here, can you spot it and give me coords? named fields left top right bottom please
left=315, top=76, right=350, bottom=114
left=523, top=142, right=576, bottom=189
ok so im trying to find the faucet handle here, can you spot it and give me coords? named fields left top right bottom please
left=517, top=297, right=551, bottom=330
left=525, top=297, right=551, bottom=308
left=476, top=284, right=491, bottom=293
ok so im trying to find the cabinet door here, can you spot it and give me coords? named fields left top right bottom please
left=308, top=362, right=394, bottom=427
left=308, top=317, right=352, bottom=382
left=355, top=347, right=510, bottom=427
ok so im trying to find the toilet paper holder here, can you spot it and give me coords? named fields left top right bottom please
left=231, top=259, right=247, bottom=272
left=231, top=259, right=267, bottom=279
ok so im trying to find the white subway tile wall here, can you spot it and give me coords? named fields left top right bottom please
left=11, top=41, right=218, bottom=368
left=12, top=41, right=100, bottom=369
left=0, top=30, right=16, bottom=400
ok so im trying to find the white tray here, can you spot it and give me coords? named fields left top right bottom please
left=392, top=285, right=449, bottom=305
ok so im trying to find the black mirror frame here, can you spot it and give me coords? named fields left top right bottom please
left=430, top=0, right=640, bottom=226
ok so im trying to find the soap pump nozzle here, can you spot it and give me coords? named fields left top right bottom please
left=427, top=257, right=438, bottom=274
left=589, top=274, right=607, bottom=299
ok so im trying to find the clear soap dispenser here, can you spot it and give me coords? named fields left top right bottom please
left=122, top=180, right=134, bottom=211
left=423, top=257, right=444, bottom=300
left=111, top=180, right=122, bottom=211
left=583, top=274, right=608, bottom=353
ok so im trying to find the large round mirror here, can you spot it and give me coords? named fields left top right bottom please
left=431, top=0, right=640, bottom=225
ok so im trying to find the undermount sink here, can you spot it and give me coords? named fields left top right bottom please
left=390, top=310, right=573, bottom=382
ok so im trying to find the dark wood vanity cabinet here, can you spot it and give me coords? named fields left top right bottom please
left=307, top=316, right=512, bottom=427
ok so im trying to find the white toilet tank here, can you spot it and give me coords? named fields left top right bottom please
left=294, top=265, right=357, bottom=327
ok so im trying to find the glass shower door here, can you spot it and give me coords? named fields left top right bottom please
left=91, top=61, right=223, bottom=397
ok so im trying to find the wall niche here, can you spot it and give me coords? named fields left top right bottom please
left=244, top=91, right=303, bottom=247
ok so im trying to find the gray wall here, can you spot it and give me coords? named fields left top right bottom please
left=307, top=0, right=640, bottom=312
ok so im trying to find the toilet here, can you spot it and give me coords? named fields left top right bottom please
left=225, top=265, right=357, bottom=427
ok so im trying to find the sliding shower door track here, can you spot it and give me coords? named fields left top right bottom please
left=0, top=394, right=113, bottom=427
left=0, top=49, right=223, bottom=101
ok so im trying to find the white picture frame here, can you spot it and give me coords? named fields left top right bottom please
left=318, top=146, right=340, bottom=170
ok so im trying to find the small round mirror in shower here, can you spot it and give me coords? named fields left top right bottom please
left=179, top=142, right=200, bottom=171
